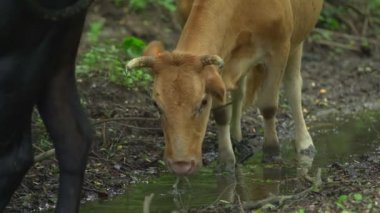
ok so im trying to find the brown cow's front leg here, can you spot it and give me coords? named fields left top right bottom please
left=256, top=44, right=290, bottom=163
left=212, top=97, right=236, bottom=173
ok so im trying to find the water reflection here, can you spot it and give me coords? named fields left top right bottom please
left=81, top=165, right=301, bottom=212
left=81, top=111, right=380, bottom=212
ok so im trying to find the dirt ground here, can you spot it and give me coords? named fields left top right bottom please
left=5, top=1, right=380, bottom=212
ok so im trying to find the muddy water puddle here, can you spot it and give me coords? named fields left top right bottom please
left=81, top=111, right=380, bottom=212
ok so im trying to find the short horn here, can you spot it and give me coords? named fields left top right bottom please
left=126, top=56, right=155, bottom=71
left=200, top=55, right=224, bottom=69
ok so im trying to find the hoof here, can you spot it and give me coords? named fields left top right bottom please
left=299, top=145, right=317, bottom=158
left=262, top=154, right=283, bottom=164
left=262, top=145, right=282, bottom=164
left=233, top=139, right=255, bottom=164
left=297, top=145, right=317, bottom=170
left=216, top=158, right=236, bottom=174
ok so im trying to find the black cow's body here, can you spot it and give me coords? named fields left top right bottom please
left=0, top=0, right=92, bottom=212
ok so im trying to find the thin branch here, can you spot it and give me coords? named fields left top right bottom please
left=92, top=117, right=159, bottom=126
left=34, top=149, right=55, bottom=162
left=117, top=123, right=161, bottom=131
left=143, top=193, right=155, bottom=213
left=236, top=193, right=245, bottom=213
left=313, top=28, right=378, bottom=44
left=313, top=40, right=361, bottom=51
left=243, top=169, right=322, bottom=210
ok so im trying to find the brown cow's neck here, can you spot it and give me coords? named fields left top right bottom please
left=175, top=0, right=237, bottom=57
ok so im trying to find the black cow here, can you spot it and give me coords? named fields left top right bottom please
left=0, top=0, right=93, bottom=212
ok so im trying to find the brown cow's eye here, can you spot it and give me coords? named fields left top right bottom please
left=193, top=96, right=209, bottom=116
left=201, top=98, right=208, bottom=107
left=196, top=97, right=208, bottom=114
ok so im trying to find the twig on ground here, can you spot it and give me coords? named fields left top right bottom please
left=242, top=187, right=311, bottom=210
left=102, top=122, right=107, bottom=146
left=242, top=168, right=322, bottom=210
left=143, top=193, right=155, bottom=213
left=236, top=193, right=245, bottom=213
left=313, top=39, right=361, bottom=51
left=361, top=3, right=370, bottom=37
left=34, top=149, right=55, bottom=162
left=209, top=182, right=236, bottom=207
left=313, top=28, right=378, bottom=44
left=93, top=117, right=158, bottom=126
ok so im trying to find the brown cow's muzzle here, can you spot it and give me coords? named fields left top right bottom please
left=167, top=160, right=195, bottom=176
left=166, top=159, right=201, bottom=176
left=163, top=131, right=205, bottom=176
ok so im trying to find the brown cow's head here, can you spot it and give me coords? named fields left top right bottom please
left=127, top=41, right=226, bottom=176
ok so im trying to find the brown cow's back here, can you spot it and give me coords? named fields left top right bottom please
left=177, top=0, right=323, bottom=55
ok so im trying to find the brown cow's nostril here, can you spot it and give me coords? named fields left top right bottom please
left=170, top=160, right=195, bottom=176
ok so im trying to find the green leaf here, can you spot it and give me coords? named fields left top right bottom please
left=337, top=194, right=348, bottom=203
left=128, top=0, right=149, bottom=10
left=353, top=193, right=363, bottom=202
left=296, top=208, right=305, bottom=213
left=122, top=36, right=146, bottom=58
left=87, top=20, right=104, bottom=43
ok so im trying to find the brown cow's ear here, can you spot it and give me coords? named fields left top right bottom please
left=205, top=66, right=226, bottom=103
left=144, top=41, right=165, bottom=56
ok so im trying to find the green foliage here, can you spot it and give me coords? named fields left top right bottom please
left=369, top=0, right=380, bottom=10
left=336, top=194, right=349, bottom=210
left=77, top=23, right=152, bottom=88
left=294, top=209, right=305, bottom=213
left=156, top=0, right=176, bottom=12
left=129, top=0, right=176, bottom=12
left=335, top=193, right=368, bottom=212
left=353, top=193, right=363, bottom=202
left=86, top=20, right=104, bottom=44
left=129, top=0, right=148, bottom=10
left=113, top=0, right=126, bottom=7
left=319, top=6, right=344, bottom=30
left=123, top=36, right=146, bottom=58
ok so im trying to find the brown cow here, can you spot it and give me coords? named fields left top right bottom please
left=127, top=0, right=323, bottom=176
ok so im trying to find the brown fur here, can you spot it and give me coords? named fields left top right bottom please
left=138, top=0, right=323, bottom=175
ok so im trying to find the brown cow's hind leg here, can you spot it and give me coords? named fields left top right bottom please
left=230, top=76, right=247, bottom=142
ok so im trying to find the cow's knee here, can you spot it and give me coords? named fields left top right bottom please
left=213, top=104, right=231, bottom=126
left=261, top=106, right=277, bottom=120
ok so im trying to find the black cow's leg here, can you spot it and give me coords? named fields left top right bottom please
left=0, top=115, right=34, bottom=211
left=37, top=75, right=92, bottom=213
left=37, top=14, right=91, bottom=213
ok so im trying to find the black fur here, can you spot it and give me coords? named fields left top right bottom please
left=0, top=0, right=92, bottom=212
